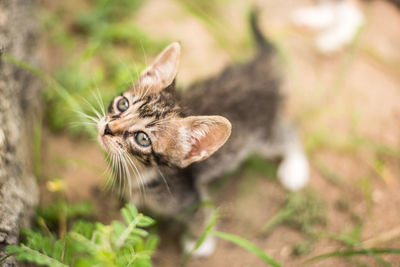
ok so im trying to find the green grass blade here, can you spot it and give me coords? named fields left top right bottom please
left=210, top=231, right=282, bottom=267
left=261, top=208, right=292, bottom=234
left=305, top=248, right=400, bottom=264
left=0, top=253, right=15, bottom=264
left=318, top=231, right=391, bottom=266
left=182, top=208, right=218, bottom=266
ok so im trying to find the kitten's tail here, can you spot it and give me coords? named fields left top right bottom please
left=250, top=9, right=274, bottom=53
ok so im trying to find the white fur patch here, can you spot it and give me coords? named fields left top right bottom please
left=184, top=235, right=216, bottom=257
left=292, top=2, right=336, bottom=29
left=178, top=126, right=192, bottom=153
left=278, top=150, right=309, bottom=191
left=292, top=0, right=364, bottom=53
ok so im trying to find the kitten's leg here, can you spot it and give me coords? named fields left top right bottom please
left=183, top=206, right=216, bottom=257
left=258, top=120, right=309, bottom=191
left=182, top=184, right=216, bottom=257
left=133, top=179, right=216, bottom=257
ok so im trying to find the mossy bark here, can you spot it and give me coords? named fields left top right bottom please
left=0, top=0, right=40, bottom=265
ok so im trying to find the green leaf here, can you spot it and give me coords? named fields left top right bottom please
left=144, top=235, right=159, bottom=251
left=125, top=235, right=144, bottom=248
left=137, top=216, right=155, bottom=227
left=132, top=228, right=149, bottom=237
left=122, top=204, right=138, bottom=224
left=6, top=245, right=68, bottom=267
left=210, top=231, right=282, bottom=267
left=72, top=220, right=95, bottom=239
left=112, top=221, right=125, bottom=237
left=115, top=214, right=141, bottom=249
left=73, top=257, right=97, bottom=267
left=68, top=232, right=98, bottom=255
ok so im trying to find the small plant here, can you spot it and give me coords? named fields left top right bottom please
left=6, top=204, right=158, bottom=267
left=260, top=190, right=326, bottom=257
left=261, top=189, right=326, bottom=236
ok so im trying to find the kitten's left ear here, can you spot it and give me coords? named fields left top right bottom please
left=137, top=42, right=181, bottom=94
left=174, top=116, right=232, bottom=168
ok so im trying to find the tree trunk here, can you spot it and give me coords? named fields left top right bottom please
left=0, top=0, right=40, bottom=265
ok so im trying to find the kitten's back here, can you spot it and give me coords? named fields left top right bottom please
left=182, top=13, right=283, bottom=182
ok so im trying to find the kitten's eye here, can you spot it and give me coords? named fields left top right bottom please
left=134, top=131, right=151, bottom=147
left=117, top=97, right=129, bottom=112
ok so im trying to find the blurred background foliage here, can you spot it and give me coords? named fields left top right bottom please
left=40, top=0, right=252, bottom=135
left=41, top=0, right=165, bottom=133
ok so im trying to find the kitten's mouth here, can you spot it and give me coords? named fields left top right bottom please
left=98, top=133, right=110, bottom=151
left=99, top=135, right=107, bottom=148
left=97, top=122, right=122, bottom=155
left=98, top=134, right=120, bottom=155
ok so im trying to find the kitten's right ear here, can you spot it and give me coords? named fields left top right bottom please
left=136, top=42, right=181, bottom=94
left=173, top=115, right=232, bottom=168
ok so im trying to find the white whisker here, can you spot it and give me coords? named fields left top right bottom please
left=157, top=167, right=172, bottom=197
left=122, top=151, right=147, bottom=198
left=139, top=40, right=148, bottom=69
left=74, top=110, right=99, bottom=122
left=90, top=77, right=106, bottom=117
left=92, top=89, right=105, bottom=117
left=70, top=121, right=97, bottom=127
left=82, top=97, right=102, bottom=120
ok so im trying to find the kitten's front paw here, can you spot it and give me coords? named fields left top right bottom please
left=278, top=150, right=309, bottom=191
left=183, top=234, right=216, bottom=258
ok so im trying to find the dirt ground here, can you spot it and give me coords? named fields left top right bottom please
left=41, top=0, right=400, bottom=266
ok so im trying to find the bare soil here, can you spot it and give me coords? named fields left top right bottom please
left=41, top=0, right=400, bottom=266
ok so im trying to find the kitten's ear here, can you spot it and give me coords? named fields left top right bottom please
left=175, top=116, right=232, bottom=168
left=137, top=42, right=181, bottom=94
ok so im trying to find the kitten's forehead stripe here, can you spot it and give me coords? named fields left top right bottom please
left=145, top=121, right=157, bottom=128
left=137, top=89, right=183, bottom=120
left=132, top=98, right=143, bottom=105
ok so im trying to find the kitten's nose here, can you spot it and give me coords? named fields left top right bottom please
left=104, top=124, right=114, bottom=135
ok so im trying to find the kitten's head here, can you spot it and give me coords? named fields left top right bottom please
left=98, top=43, right=231, bottom=168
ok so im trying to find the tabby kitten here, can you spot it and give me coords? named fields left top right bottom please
left=97, top=14, right=308, bottom=256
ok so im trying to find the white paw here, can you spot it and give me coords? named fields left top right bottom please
left=291, top=1, right=364, bottom=53
left=291, top=2, right=336, bottom=29
left=278, top=150, right=309, bottom=191
left=315, top=2, right=364, bottom=53
left=184, top=234, right=216, bottom=258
